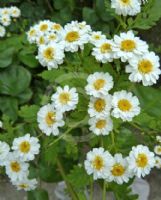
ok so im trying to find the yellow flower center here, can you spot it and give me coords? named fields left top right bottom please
left=136, top=153, right=148, bottom=168
left=138, top=60, right=153, bottom=74
left=120, top=0, right=130, bottom=5
left=121, top=39, right=136, bottom=52
left=19, top=141, right=31, bottom=153
left=94, top=98, right=106, bottom=112
left=52, top=24, right=61, bottom=31
left=156, top=147, right=161, bottom=153
left=65, top=31, right=80, bottom=42
left=118, top=99, right=132, bottom=112
left=10, top=161, right=21, bottom=172
left=19, top=184, right=28, bottom=189
left=39, top=36, right=45, bottom=44
left=92, top=156, right=104, bottom=170
left=40, top=24, right=48, bottom=32
left=59, top=92, right=71, bottom=104
left=94, top=35, right=100, bottom=40
left=29, top=29, right=36, bottom=36
left=93, top=79, right=106, bottom=90
left=49, top=34, right=56, bottom=40
left=43, top=47, right=54, bottom=60
left=96, top=120, right=106, bottom=129
left=45, top=112, right=55, bottom=126
left=111, top=164, right=125, bottom=176
left=100, top=43, right=111, bottom=53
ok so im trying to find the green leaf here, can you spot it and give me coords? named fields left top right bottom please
left=19, top=105, right=39, bottom=123
left=83, top=7, right=99, bottom=25
left=28, top=189, right=49, bottom=200
left=0, top=47, right=15, bottom=68
left=0, top=65, right=31, bottom=97
left=19, top=53, right=39, bottom=68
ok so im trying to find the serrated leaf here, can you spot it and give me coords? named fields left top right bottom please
left=19, top=105, right=39, bottom=123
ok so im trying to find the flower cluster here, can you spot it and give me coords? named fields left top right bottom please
left=37, top=85, right=78, bottom=136
left=0, top=134, right=40, bottom=191
left=27, top=21, right=161, bottom=86
left=111, top=0, right=148, bottom=16
left=84, top=145, right=155, bottom=184
left=0, top=6, right=21, bottom=37
left=154, top=135, right=161, bottom=169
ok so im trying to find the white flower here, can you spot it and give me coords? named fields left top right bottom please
left=0, top=15, right=11, bottom=26
left=156, top=136, right=161, bottom=143
left=35, top=34, right=47, bottom=46
left=77, top=21, right=92, bottom=34
left=61, top=21, right=89, bottom=52
left=111, top=90, right=140, bottom=121
left=113, top=31, right=149, bottom=62
left=12, top=178, right=37, bottom=191
left=0, top=25, right=6, bottom=37
left=51, top=23, right=63, bottom=32
left=88, top=95, right=112, bottom=118
left=127, top=145, right=155, bottom=178
left=0, top=120, right=3, bottom=128
left=90, top=31, right=106, bottom=45
left=36, top=42, right=65, bottom=70
left=45, top=32, right=61, bottom=44
left=106, top=154, right=131, bottom=184
left=126, top=52, right=161, bottom=86
left=37, top=104, right=65, bottom=136
left=5, top=152, right=29, bottom=181
left=0, top=141, right=10, bottom=166
left=84, top=147, right=113, bottom=180
left=85, top=72, right=114, bottom=97
left=37, top=20, right=52, bottom=34
left=0, top=8, right=11, bottom=16
left=154, top=156, right=161, bottom=169
left=51, top=85, right=79, bottom=112
left=88, top=116, right=113, bottom=136
left=12, top=134, right=40, bottom=162
left=27, top=26, right=39, bottom=44
left=111, top=0, right=141, bottom=16
left=92, top=39, right=114, bottom=63
left=154, top=145, right=161, bottom=156
left=9, top=6, right=21, bottom=18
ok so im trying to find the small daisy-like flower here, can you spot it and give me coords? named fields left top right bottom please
left=111, top=0, right=141, bottom=16
left=0, top=15, right=11, bottom=26
left=154, top=156, right=161, bottom=169
left=90, top=31, right=106, bottom=45
left=111, top=90, right=140, bottom=121
left=85, top=72, right=114, bottom=97
left=107, top=154, right=131, bottom=184
left=51, top=85, right=79, bottom=112
left=5, top=152, right=29, bottom=181
left=27, top=26, right=39, bottom=44
left=9, top=6, right=21, bottom=18
left=126, top=52, right=161, bottom=86
left=77, top=21, right=92, bottom=34
left=84, top=147, right=113, bottom=180
left=37, top=104, right=65, bottom=136
left=12, top=134, right=40, bottom=162
left=45, top=32, right=61, bottom=44
left=0, top=141, right=10, bottom=166
left=36, top=42, right=65, bottom=70
left=88, top=116, right=113, bottom=136
left=0, top=8, right=10, bottom=16
left=113, top=31, right=149, bottom=62
left=0, top=25, right=6, bottom=37
left=61, top=21, right=89, bottom=52
left=156, top=136, right=161, bottom=143
left=51, top=22, right=63, bottom=32
left=37, top=20, right=52, bottom=34
left=92, top=39, right=114, bottom=63
left=88, top=95, right=112, bottom=118
left=12, top=178, right=38, bottom=191
left=127, top=145, right=155, bottom=178
left=154, top=145, right=161, bottom=156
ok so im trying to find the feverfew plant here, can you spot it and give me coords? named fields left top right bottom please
left=0, top=0, right=161, bottom=200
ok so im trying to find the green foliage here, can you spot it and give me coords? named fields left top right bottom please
left=19, top=105, right=39, bottom=123
left=28, top=189, right=49, bottom=200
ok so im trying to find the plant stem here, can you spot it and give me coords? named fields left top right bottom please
left=111, top=131, right=117, bottom=152
left=102, top=181, right=107, bottom=200
left=56, top=158, right=78, bottom=200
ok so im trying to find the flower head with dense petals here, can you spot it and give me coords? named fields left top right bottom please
left=9, top=6, right=21, bottom=18
left=84, top=147, right=113, bottom=180
left=127, top=145, right=155, bottom=178
left=88, top=95, right=112, bottom=118
left=90, top=31, right=106, bottom=45
left=113, top=31, right=149, bottom=62
left=37, top=104, right=65, bottom=136
left=85, top=72, right=114, bottom=97
left=155, top=156, right=161, bottom=169
left=88, top=116, right=113, bottom=136
left=0, top=25, right=6, bottom=37
left=111, top=0, right=141, bottom=16
left=0, top=141, right=10, bottom=166
left=0, top=15, right=11, bottom=26
left=154, top=145, right=161, bottom=156
left=12, top=178, right=38, bottom=191
left=12, top=134, right=40, bottom=162
left=111, top=90, right=140, bottom=121
left=126, top=52, right=161, bottom=86
left=51, top=85, right=79, bottom=112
